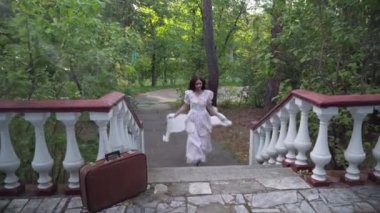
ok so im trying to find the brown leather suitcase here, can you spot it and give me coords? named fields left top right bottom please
left=80, top=151, right=147, bottom=212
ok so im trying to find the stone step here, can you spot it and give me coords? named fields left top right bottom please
left=148, top=165, right=297, bottom=183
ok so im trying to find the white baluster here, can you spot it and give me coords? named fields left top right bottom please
left=140, top=128, right=145, bottom=153
left=129, top=122, right=135, bottom=147
left=121, top=102, right=133, bottom=150
left=56, top=112, right=84, bottom=190
left=109, top=105, right=124, bottom=152
left=268, top=115, right=280, bottom=164
left=255, top=127, right=265, bottom=163
left=310, top=106, right=338, bottom=182
left=133, top=123, right=140, bottom=148
left=344, top=106, right=372, bottom=181
left=0, top=113, right=21, bottom=190
left=294, top=99, right=312, bottom=167
left=249, top=129, right=260, bottom=165
left=24, top=113, right=53, bottom=190
left=275, top=109, right=289, bottom=164
left=371, top=134, right=380, bottom=179
left=116, top=102, right=128, bottom=152
left=90, top=111, right=112, bottom=160
left=261, top=122, right=272, bottom=164
left=283, top=99, right=299, bottom=165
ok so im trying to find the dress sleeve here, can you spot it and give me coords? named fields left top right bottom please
left=184, top=90, right=191, bottom=104
left=207, top=90, right=214, bottom=105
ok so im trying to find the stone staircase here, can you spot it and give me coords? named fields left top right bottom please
left=1, top=165, right=380, bottom=212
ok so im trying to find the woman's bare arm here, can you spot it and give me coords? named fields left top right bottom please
left=206, top=105, right=226, bottom=121
left=174, top=104, right=189, bottom=117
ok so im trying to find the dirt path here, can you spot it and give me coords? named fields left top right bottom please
left=135, top=89, right=178, bottom=104
left=134, top=89, right=239, bottom=167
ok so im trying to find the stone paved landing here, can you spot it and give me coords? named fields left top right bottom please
left=1, top=167, right=379, bottom=213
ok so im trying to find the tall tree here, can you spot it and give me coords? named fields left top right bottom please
left=264, top=0, right=284, bottom=112
left=202, top=0, right=219, bottom=106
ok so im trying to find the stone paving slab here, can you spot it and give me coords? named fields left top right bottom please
left=1, top=174, right=378, bottom=213
left=148, top=166, right=300, bottom=183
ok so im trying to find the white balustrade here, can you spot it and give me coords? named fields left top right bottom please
left=56, top=112, right=84, bottom=189
left=283, top=99, right=299, bottom=164
left=294, top=99, right=312, bottom=166
left=249, top=129, right=260, bottom=165
left=344, top=106, right=373, bottom=181
left=0, top=92, right=144, bottom=196
left=24, top=112, right=54, bottom=189
left=275, top=109, right=289, bottom=164
left=310, top=106, right=338, bottom=182
left=0, top=113, right=21, bottom=189
left=255, top=127, right=265, bottom=163
left=90, top=111, right=112, bottom=160
left=268, top=115, right=280, bottom=164
left=261, top=122, right=272, bottom=164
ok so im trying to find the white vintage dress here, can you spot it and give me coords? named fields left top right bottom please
left=184, top=89, right=214, bottom=164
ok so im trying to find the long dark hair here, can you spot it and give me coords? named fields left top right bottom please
left=188, top=76, right=206, bottom=91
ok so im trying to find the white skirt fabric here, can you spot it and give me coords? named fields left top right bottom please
left=185, top=110, right=212, bottom=164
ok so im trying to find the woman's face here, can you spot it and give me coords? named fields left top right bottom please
left=195, top=79, right=203, bottom=91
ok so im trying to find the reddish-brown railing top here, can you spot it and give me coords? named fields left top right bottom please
left=251, top=89, right=380, bottom=131
left=0, top=91, right=143, bottom=127
left=0, top=91, right=124, bottom=112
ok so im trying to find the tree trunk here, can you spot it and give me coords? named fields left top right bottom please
left=151, top=52, right=157, bottom=87
left=202, top=0, right=219, bottom=106
left=264, top=0, right=283, bottom=112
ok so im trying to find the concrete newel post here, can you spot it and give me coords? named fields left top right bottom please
left=275, top=109, right=289, bottom=164
left=344, top=106, right=372, bottom=181
left=294, top=99, right=312, bottom=166
left=310, top=106, right=338, bottom=182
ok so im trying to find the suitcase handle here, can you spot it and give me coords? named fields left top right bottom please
left=105, top=151, right=121, bottom=161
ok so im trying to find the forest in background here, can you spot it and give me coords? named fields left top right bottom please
left=1, top=0, right=378, bottom=104
left=0, top=0, right=379, bottom=183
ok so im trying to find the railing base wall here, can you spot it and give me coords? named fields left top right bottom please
left=367, top=173, right=380, bottom=184
left=291, top=164, right=313, bottom=173
left=0, top=184, right=25, bottom=196
left=282, top=161, right=293, bottom=167
left=341, top=176, right=364, bottom=186
left=34, top=184, right=57, bottom=196
left=64, top=186, right=81, bottom=196
left=306, top=176, right=331, bottom=187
